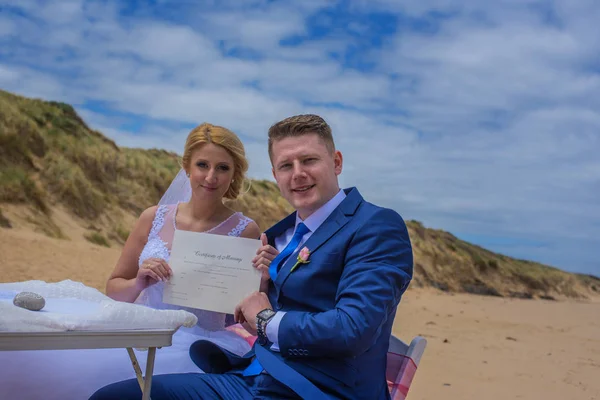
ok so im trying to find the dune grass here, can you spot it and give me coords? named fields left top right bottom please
left=0, top=208, right=10, bottom=228
left=84, top=232, right=111, bottom=247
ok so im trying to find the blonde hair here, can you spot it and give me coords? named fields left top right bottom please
left=182, top=123, right=248, bottom=200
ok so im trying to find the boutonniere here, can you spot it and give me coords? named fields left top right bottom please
left=290, top=246, right=311, bottom=272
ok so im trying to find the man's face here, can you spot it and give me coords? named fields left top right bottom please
left=271, top=133, right=343, bottom=220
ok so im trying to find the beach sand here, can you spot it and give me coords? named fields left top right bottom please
left=2, top=227, right=599, bottom=400
left=395, top=289, right=600, bottom=400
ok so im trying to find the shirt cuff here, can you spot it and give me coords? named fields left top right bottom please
left=266, top=311, right=286, bottom=352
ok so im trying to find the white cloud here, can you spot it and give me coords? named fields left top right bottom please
left=203, top=10, right=306, bottom=51
left=37, top=0, right=84, bottom=25
left=0, top=15, right=15, bottom=37
left=1, top=0, right=598, bottom=275
left=111, top=23, right=218, bottom=66
left=0, top=64, right=20, bottom=83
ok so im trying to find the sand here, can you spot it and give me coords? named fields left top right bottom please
left=396, top=290, right=600, bottom=400
left=2, top=226, right=599, bottom=400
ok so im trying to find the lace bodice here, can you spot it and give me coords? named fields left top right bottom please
left=135, top=203, right=254, bottom=333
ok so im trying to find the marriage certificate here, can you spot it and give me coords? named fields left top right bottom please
left=163, top=229, right=261, bottom=314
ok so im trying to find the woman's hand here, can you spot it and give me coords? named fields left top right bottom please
left=252, top=234, right=279, bottom=284
left=135, top=257, right=172, bottom=290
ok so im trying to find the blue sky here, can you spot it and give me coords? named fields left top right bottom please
left=0, top=0, right=598, bottom=276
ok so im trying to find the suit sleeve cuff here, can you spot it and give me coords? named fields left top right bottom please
left=266, top=311, right=286, bottom=352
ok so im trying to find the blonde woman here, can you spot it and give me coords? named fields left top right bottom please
left=0, top=123, right=263, bottom=400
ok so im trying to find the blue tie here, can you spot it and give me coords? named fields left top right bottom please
left=243, top=222, right=310, bottom=377
left=269, top=222, right=310, bottom=282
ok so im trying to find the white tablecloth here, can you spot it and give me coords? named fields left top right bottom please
left=0, top=280, right=197, bottom=332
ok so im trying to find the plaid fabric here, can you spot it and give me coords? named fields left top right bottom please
left=386, top=351, right=417, bottom=400
left=225, top=323, right=258, bottom=347
left=225, top=324, right=417, bottom=399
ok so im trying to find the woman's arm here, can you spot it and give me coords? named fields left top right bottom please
left=105, top=206, right=157, bottom=302
left=240, top=220, right=261, bottom=240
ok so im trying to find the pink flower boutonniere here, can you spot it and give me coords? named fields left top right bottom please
left=290, top=246, right=311, bottom=273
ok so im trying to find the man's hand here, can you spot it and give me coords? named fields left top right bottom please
left=234, top=291, right=272, bottom=336
left=252, top=233, right=279, bottom=282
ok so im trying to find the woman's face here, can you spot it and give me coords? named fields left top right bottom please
left=187, top=143, right=235, bottom=200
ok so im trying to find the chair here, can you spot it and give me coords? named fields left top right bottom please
left=225, top=325, right=427, bottom=399
left=386, top=335, right=427, bottom=399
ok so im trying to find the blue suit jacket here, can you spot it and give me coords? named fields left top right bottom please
left=190, top=187, right=413, bottom=399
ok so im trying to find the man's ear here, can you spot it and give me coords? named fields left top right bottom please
left=334, top=150, right=343, bottom=176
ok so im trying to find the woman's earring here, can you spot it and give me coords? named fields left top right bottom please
left=186, top=173, right=190, bottom=177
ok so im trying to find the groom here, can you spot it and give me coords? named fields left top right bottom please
left=91, top=114, right=413, bottom=399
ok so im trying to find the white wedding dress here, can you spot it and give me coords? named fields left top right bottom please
left=0, top=204, right=255, bottom=400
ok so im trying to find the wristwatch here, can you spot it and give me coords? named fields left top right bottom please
left=256, top=308, right=277, bottom=345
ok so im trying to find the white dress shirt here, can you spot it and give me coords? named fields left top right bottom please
left=266, top=189, right=347, bottom=351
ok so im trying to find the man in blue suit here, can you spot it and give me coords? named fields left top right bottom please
left=90, top=114, right=413, bottom=399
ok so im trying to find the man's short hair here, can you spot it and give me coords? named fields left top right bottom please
left=268, top=114, right=336, bottom=161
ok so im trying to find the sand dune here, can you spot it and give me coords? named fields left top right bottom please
left=2, top=227, right=599, bottom=400
left=1, top=227, right=120, bottom=292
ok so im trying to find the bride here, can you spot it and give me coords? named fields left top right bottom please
left=0, top=123, right=263, bottom=400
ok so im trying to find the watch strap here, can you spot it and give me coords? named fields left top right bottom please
left=257, top=308, right=276, bottom=345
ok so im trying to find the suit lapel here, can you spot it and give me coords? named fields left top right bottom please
left=274, top=188, right=363, bottom=289
left=265, top=212, right=296, bottom=246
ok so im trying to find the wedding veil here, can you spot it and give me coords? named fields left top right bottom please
left=158, top=168, right=192, bottom=206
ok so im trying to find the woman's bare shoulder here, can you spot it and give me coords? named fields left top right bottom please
left=240, top=219, right=261, bottom=239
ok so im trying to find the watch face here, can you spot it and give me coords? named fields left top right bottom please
left=258, top=309, right=276, bottom=321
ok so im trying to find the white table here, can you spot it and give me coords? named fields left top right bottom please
left=0, top=328, right=177, bottom=400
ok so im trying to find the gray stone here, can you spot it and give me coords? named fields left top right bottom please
left=13, top=292, right=46, bottom=311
